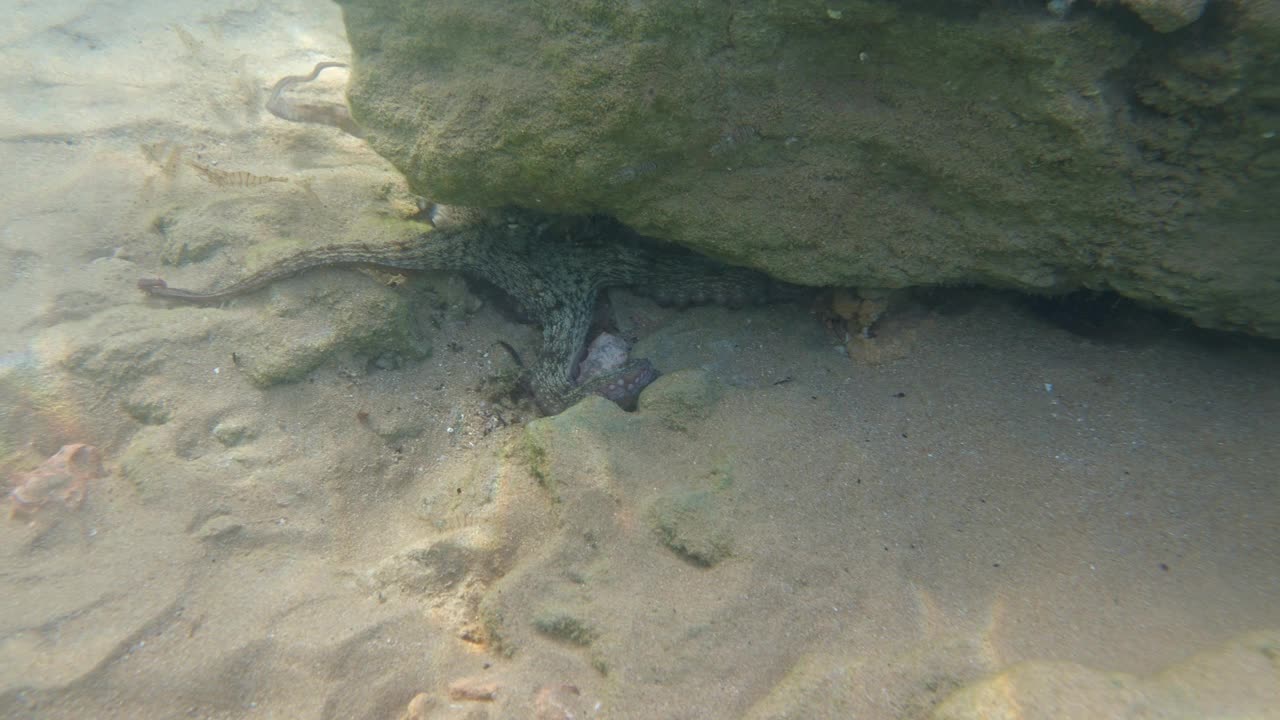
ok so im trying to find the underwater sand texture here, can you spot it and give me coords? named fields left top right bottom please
left=1, top=1, right=1277, bottom=718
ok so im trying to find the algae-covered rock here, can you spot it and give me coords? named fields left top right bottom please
left=116, top=425, right=176, bottom=502
left=120, top=395, right=172, bottom=426
left=532, top=611, right=597, bottom=647
left=648, top=463, right=736, bottom=567
left=339, top=0, right=1280, bottom=337
left=649, top=489, right=733, bottom=567
left=519, top=394, right=636, bottom=500
left=637, top=368, right=721, bottom=432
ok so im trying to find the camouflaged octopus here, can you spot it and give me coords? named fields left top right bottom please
left=139, top=207, right=801, bottom=415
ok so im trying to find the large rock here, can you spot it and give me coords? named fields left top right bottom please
left=337, top=0, right=1280, bottom=337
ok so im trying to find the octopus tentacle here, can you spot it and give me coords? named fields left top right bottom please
left=266, top=61, right=363, bottom=137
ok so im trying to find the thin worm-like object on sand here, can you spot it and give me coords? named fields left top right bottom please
left=266, top=61, right=364, bottom=137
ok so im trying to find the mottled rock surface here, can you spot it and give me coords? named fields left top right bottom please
left=338, top=0, right=1280, bottom=337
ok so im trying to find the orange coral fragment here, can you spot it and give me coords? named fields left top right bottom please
left=7, top=444, right=104, bottom=518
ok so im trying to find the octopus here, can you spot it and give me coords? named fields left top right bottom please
left=138, top=208, right=803, bottom=414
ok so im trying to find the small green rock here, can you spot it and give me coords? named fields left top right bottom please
left=519, top=395, right=635, bottom=499
left=121, top=397, right=172, bottom=425
left=637, top=369, right=721, bottom=432
left=533, top=611, right=597, bottom=647
left=212, top=419, right=255, bottom=447
left=649, top=489, right=733, bottom=567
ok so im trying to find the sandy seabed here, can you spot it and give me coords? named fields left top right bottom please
left=1, top=2, right=1277, bottom=719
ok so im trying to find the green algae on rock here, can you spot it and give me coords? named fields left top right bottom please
left=637, top=368, right=723, bottom=433
left=338, top=0, right=1280, bottom=337
left=649, top=488, right=734, bottom=567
